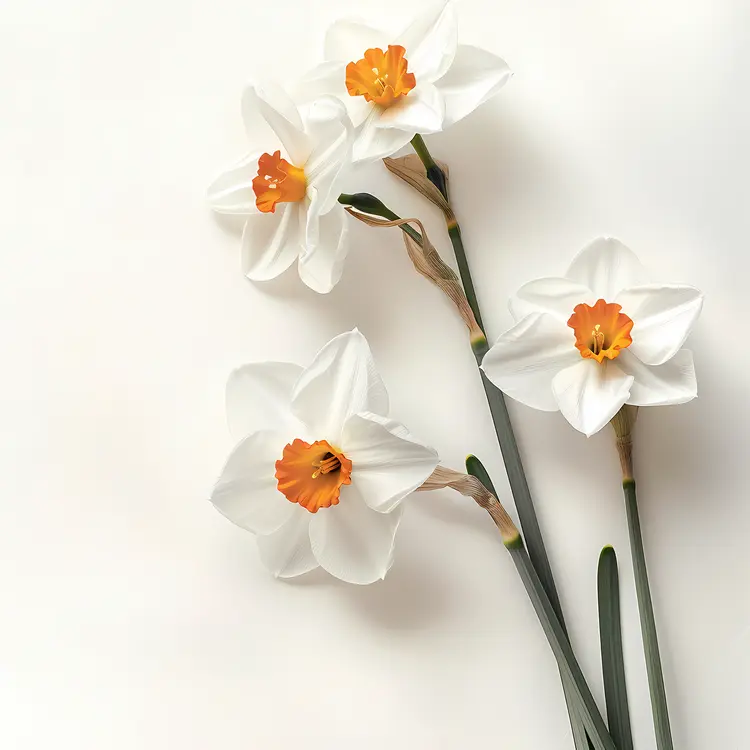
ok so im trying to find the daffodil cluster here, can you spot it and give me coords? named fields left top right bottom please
left=206, top=1, right=703, bottom=611
left=207, top=1, right=513, bottom=583
left=205, top=6, right=704, bottom=748
left=208, top=0, right=509, bottom=294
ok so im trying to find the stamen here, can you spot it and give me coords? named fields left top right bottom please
left=591, top=324, right=605, bottom=355
left=311, top=454, right=342, bottom=479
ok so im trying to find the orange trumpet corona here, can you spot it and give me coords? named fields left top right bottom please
left=252, top=150, right=307, bottom=213
left=275, top=439, right=353, bottom=513
left=345, top=45, right=416, bottom=108
left=568, top=299, right=634, bottom=363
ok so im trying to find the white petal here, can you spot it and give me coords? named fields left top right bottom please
left=566, top=238, right=648, bottom=301
left=481, top=313, right=580, bottom=411
left=292, top=330, right=389, bottom=443
left=618, top=349, right=697, bottom=406
left=292, top=62, right=372, bottom=127
left=299, top=193, right=349, bottom=294
left=375, top=81, right=444, bottom=134
left=436, top=44, right=512, bottom=128
left=256, top=510, right=318, bottom=579
left=509, top=277, right=596, bottom=323
left=397, top=0, right=458, bottom=82
left=240, top=203, right=303, bottom=281
left=309, top=486, right=403, bottom=584
left=303, top=98, right=353, bottom=214
left=615, top=284, right=704, bottom=366
left=206, top=152, right=261, bottom=215
left=210, top=431, right=293, bottom=535
left=225, top=362, right=303, bottom=442
left=341, top=413, right=439, bottom=513
left=292, top=61, right=344, bottom=99
left=552, top=360, right=633, bottom=437
left=353, top=110, right=415, bottom=162
left=348, top=411, right=412, bottom=439
left=324, top=19, right=386, bottom=63
left=242, top=83, right=312, bottom=166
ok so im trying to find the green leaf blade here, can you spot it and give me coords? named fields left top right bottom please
left=510, top=545, right=618, bottom=750
left=466, top=454, right=594, bottom=749
left=598, top=546, right=634, bottom=750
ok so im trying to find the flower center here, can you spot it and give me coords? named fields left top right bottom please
left=345, top=45, right=416, bottom=108
left=252, top=151, right=307, bottom=214
left=275, top=439, right=353, bottom=513
left=568, top=299, right=634, bottom=364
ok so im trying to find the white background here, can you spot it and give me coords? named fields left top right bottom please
left=1, top=0, right=748, bottom=747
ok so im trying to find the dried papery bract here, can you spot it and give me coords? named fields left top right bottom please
left=383, top=154, right=453, bottom=218
left=418, top=466, right=520, bottom=547
left=345, top=209, right=486, bottom=348
left=611, top=405, right=639, bottom=480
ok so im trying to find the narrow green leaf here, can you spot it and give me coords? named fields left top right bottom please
left=509, top=545, right=618, bottom=750
left=564, top=686, right=595, bottom=750
left=467, top=456, right=595, bottom=750
left=623, top=480, right=674, bottom=749
left=598, top=546, right=634, bottom=750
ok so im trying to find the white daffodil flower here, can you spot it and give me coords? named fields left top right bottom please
left=210, top=330, right=439, bottom=584
left=207, top=83, right=353, bottom=293
left=482, top=238, right=704, bottom=437
left=292, top=0, right=511, bottom=162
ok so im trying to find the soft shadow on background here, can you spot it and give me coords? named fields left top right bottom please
left=3, top=0, right=749, bottom=748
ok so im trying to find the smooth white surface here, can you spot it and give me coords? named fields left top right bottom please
left=1, top=0, right=747, bottom=747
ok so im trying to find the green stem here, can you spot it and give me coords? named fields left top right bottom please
left=412, top=137, right=596, bottom=750
left=447, top=224, right=481, bottom=321
left=471, top=339, right=564, bottom=616
left=341, top=191, right=559, bottom=620
left=409, top=136, right=567, bottom=648
left=509, top=543, right=618, bottom=750
left=467, top=457, right=593, bottom=750
left=623, top=479, right=674, bottom=750
left=363, top=139, right=596, bottom=748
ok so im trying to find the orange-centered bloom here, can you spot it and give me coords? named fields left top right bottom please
left=568, top=299, right=634, bottom=364
left=252, top=150, right=307, bottom=214
left=345, top=45, right=416, bottom=108
left=210, top=330, right=440, bottom=583
left=482, top=239, right=703, bottom=437
left=275, top=438, right=353, bottom=513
